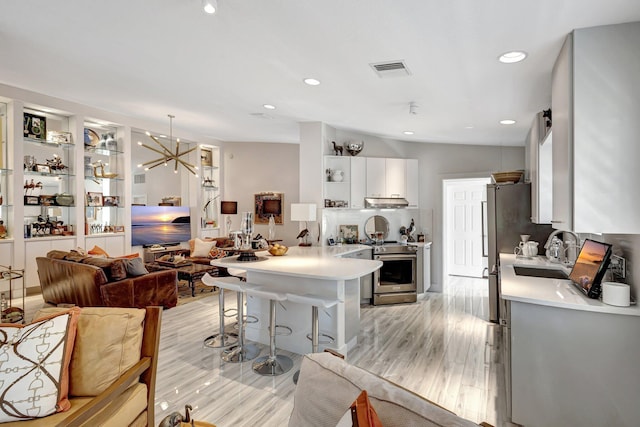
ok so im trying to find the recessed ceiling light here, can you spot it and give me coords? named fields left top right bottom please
left=303, top=78, right=321, bottom=86
left=464, top=125, right=475, bottom=129
left=202, top=0, right=217, bottom=14
left=500, top=119, right=516, bottom=125
left=498, top=51, right=528, bottom=64
left=403, top=131, right=414, bottom=135
left=263, top=104, right=276, bottom=110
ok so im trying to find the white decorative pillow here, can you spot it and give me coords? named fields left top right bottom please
left=191, top=238, right=216, bottom=258
left=0, top=308, right=80, bottom=422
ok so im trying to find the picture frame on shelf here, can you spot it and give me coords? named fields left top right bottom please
left=87, top=192, right=103, bottom=207
left=46, top=130, right=72, bottom=144
left=35, top=164, right=51, bottom=174
left=114, top=225, right=125, bottom=233
left=201, top=148, right=213, bottom=167
left=103, top=195, right=119, bottom=207
left=39, top=195, right=56, bottom=206
left=23, top=113, right=47, bottom=140
left=24, top=195, right=39, bottom=205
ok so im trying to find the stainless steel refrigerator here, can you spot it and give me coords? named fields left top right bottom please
left=484, top=183, right=553, bottom=323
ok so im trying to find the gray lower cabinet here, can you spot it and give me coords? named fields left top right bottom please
left=341, top=248, right=373, bottom=303
left=510, top=301, right=640, bottom=426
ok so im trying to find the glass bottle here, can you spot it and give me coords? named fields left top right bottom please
left=268, top=215, right=276, bottom=240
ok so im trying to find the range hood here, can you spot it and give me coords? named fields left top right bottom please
left=364, top=197, right=409, bottom=208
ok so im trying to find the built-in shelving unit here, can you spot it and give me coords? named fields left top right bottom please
left=1, top=83, right=221, bottom=288
left=198, top=144, right=221, bottom=238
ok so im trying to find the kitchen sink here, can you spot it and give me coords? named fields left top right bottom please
left=513, top=266, right=569, bottom=279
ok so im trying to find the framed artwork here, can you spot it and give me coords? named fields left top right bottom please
left=103, top=196, right=120, bottom=207
left=24, top=195, right=39, bottom=205
left=114, top=225, right=125, bottom=233
left=254, top=192, right=284, bottom=224
left=87, top=192, right=103, bottom=207
left=36, top=164, right=51, bottom=174
left=39, top=195, right=56, bottom=206
left=201, top=148, right=213, bottom=167
left=340, top=224, right=359, bottom=241
left=24, top=113, right=47, bottom=140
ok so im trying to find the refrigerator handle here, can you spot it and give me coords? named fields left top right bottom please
left=481, top=200, right=488, bottom=257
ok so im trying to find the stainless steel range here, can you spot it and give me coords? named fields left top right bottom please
left=371, top=243, right=418, bottom=305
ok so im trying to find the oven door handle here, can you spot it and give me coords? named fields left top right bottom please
left=375, top=254, right=417, bottom=261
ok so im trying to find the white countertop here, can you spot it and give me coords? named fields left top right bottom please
left=210, top=244, right=382, bottom=280
left=500, top=253, right=640, bottom=316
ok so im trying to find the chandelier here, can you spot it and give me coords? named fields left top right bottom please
left=137, top=115, right=198, bottom=175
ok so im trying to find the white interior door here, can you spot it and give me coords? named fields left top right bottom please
left=445, top=179, right=490, bottom=278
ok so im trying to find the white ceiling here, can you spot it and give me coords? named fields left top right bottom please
left=2, top=1, right=640, bottom=146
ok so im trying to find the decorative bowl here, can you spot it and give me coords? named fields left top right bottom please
left=343, top=141, right=364, bottom=156
left=491, top=171, right=523, bottom=184
left=268, top=244, right=288, bottom=256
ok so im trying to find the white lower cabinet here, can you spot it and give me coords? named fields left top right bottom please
left=25, top=237, right=76, bottom=288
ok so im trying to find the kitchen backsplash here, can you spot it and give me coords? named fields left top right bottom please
left=322, top=209, right=421, bottom=244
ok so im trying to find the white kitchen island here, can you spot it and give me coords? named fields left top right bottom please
left=210, top=245, right=382, bottom=356
left=500, top=253, right=640, bottom=427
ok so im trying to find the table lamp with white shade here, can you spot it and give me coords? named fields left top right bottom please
left=290, top=203, right=316, bottom=246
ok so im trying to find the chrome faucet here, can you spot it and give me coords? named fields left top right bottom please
left=544, top=229, right=581, bottom=264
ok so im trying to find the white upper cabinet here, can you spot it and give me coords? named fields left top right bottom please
left=366, top=157, right=386, bottom=197
left=552, top=23, right=640, bottom=233
left=527, top=113, right=552, bottom=224
left=385, top=158, right=406, bottom=198
left=350, top=156, right=366, bottom=208
left=406, top=159, right=419, bottom=207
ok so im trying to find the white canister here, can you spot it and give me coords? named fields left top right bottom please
left=601, top=282, right=631, bottom=307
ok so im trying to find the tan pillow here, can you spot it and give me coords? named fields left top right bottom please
left=34, top=307, right=146, bottom=397
left=191, top=237, right=216, bottom=258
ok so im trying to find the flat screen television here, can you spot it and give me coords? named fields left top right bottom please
left=131, top=206, right=191, bottom=247
left=568, top=238, right=612, bottom=299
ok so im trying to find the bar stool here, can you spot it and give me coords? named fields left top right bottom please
left=245, top=287, right=293, bottom=376
left=221, top=268, right=258, bottom=335
left=201, top=274, right=238, bottom=349
left=286, top=293, right=340, bottom=383
left=212, top=277, right=261, bottom=363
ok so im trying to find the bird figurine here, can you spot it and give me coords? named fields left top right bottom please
left=296, top=228, right=311, bottom=246
left=406, top=219, right=416, bottom=242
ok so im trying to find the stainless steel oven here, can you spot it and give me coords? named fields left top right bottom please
left=373, top=244, right=418, bottom=305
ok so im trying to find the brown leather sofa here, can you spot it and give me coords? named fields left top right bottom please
left=37, top=251, right=178, bottom=309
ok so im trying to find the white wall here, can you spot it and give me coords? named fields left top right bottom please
left=223, top=142, right=301, bottom=246
left=602, top=234, right=640, bottom=299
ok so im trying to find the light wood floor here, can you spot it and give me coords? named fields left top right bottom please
left=23, top=276, right=515, bottom=426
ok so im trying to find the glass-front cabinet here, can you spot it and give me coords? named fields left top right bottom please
left=22, top=107, right=76, bottom=239
left=199, top=144, right=220, bottom=238
left=0, top=102, right=10, bottom=240
left=83, top=123, right=124, bottom=236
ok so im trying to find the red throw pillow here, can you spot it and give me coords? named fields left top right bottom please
left=350, top=390, right=383, bottom=427
left=88, top=245, right=109, bottom=257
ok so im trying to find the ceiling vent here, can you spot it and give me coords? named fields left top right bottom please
left=370, top=60, right=411, bottom=78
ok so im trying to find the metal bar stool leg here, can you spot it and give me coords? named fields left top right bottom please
left=252, top=299, right=293, bottom=376
left=221, top=291, right=260, bottom=363
left=204, top=289, right=238, bottom=348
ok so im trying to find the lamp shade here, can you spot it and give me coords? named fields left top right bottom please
left=290, top=203, right=317, bottom=222
left=220, top=201, right=238, bottom=215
